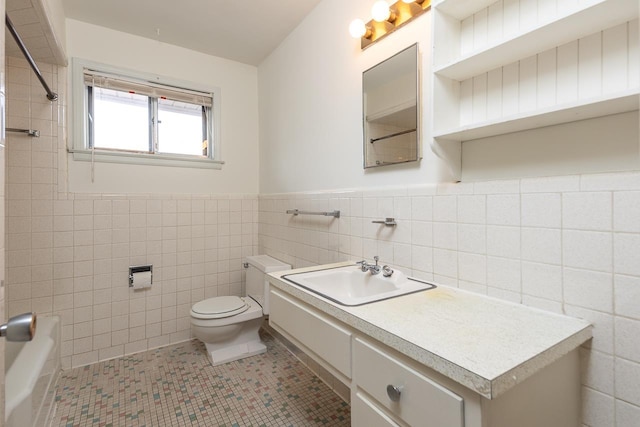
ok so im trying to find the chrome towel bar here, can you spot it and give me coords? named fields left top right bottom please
left=286, top=209, right=340, bottom=218
left=7, top=128, right=40, bottom=137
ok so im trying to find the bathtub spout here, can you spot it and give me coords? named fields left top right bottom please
left=0, top=312, right=36, bottom=341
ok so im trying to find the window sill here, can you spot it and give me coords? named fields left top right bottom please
left=69, top=149, right=224, bottom=169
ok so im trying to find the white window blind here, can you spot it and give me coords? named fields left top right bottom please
left=83, top=69, right=213, bottom=107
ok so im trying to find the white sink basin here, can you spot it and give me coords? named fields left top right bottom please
left=282, top=265, right=436, bottom=306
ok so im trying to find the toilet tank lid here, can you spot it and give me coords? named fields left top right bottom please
left=245, top=255, right=291, bottom=273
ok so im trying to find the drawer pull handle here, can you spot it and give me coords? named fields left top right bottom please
left=386, top=384, right=403, bottom=402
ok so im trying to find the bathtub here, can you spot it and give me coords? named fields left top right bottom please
left=5, top=315, right=61, bottom=427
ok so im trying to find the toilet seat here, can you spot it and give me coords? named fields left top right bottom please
left=191, top=296, right=250, bottom=320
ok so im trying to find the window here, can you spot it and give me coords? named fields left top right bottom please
left=71, top=59, right=222, bottom=168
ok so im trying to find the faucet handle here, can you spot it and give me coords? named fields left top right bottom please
left=355, top=260, right=368, bottom=272
left=382, top=265, right=394, bottom=277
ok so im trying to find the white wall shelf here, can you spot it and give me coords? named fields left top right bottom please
left=430, top=0, right=640, bottom=181
left=435, top=0, right=638, bottom=81
left=434, top=89, right=639, bottom=142
left=433, top=0, right=497, bottom=21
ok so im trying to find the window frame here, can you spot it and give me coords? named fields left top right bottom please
left=70, top=58, right=223, bottom=169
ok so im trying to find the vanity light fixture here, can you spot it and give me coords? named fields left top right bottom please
left=371, top=0, right=396, bottom=22
left=350, top=0, right=430, bottom=49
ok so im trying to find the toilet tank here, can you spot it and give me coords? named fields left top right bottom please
left=245, top=255, right=290, bottom=315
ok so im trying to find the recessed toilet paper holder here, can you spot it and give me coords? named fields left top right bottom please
left=129, top=265, right=153, bottom=287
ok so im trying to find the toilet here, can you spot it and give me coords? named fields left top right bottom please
left=190, top=255, right=290, bottom=366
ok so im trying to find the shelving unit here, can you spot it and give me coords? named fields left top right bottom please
left=435, top=0, right=637, bottom=81
left=430, top=0, right=640, bottom=180
left=434, top=0, right=497, bottom=20
left=434, top=89, right=639, bottom=141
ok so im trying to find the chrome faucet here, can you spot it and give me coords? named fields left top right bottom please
left=382, top=265, right=394, bottom=277
left=356, top=257, right=396, bottom=278
left=356, top=256, right=382, bottom=275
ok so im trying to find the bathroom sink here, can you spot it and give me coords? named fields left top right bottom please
left=281, top=265, right=436, bottom=306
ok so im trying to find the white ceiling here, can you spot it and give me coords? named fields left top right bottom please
left=57, top=0, right=322, bottom=66
left=62, top=0, right=320, bottom=65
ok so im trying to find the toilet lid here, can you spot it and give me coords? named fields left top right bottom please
left=191, top=296, right=250, bottom=319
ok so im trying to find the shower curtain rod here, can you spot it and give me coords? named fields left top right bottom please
left=5, top=14, right=58, bottom=101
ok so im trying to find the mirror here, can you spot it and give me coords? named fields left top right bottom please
left=363, top=43, right=419, bottom=168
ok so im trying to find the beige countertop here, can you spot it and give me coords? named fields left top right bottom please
left=268, top=262, right=592, bottom=399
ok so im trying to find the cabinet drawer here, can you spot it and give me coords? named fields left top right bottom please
left=353, top=338, right=464, bottom=427
left=352, top=392, right=401, bottom=427
left=269, top=289, right=352, bottom=378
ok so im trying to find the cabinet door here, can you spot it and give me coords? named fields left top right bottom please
left=353, top=338, right=464, bottom=427
left=352, top=392, right=401, bottom=427
left=269, top=289, right=352, bottom=378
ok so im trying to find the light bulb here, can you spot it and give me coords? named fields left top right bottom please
left=371, top=0, right=391, bottom=22
left=402, top=0, right=414, bottom=3
left=349, top=19, right=367, bottom=38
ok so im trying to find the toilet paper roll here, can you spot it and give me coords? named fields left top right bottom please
left=132, top=271, right=152, bottom=289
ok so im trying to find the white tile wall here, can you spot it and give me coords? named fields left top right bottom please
left=615, top=358, right=640, bottom=407
left=259, top=172, right=640, bottom=426
left=4, top=59, right=259, bottom=369
left=564, top=192, right=612, bottom=231
left=521, top=193, right=561, bottom=228
left=616, top=398, right=640, bottom=427
left=615, top=233, right=640, bottom=276
left=614, top=192, right=640, bottom=232
left=521, top=227, right=561, bottom=264
left=7, top=192, right=259, bottom=369
left=564, top=268, right=613, bottom=313
left=583, top=387, right=615, bottom=427
left=581, top=348, right=614, bottom=395
left=615, top=274, right=640, bottom=319
left=487, top=225, right=520, bottom=258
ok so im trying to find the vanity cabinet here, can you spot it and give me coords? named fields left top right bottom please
left=269, top=289, right=352, bottom=381
left=352, top=337, right=467, bottom=427
left=270, top=287, right=473, bottom=426
left=351, top=334, right=580, bottom=427
left=352, top=393, right=401, bottom=427
left=430, top=0, right=639, bottom=178
left=268, top=283, right=583, bottom=427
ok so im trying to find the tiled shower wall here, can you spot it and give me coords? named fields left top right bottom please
left=258, top=174, right=640, bottom=427
left=4, top=57, right=258, bottom=369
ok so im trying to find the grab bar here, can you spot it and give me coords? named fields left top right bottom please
left=286, top=209, right=340, bottom=218
left=5, top=15, right=58, bottom=101
left=370, top=128, right=417, bottom=143
left=7, top=128, right=40, bottom=137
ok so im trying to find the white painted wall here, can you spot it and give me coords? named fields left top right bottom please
left=258, top=0, right=639, bottom=193
left=65, top=19, right=260, bottom=194
left=258, top=0, right=451, bottom=194
left=462, top=112, right=640, bottom=181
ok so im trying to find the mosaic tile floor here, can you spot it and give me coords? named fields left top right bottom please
left=52, top=332, right=350, bottom=426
